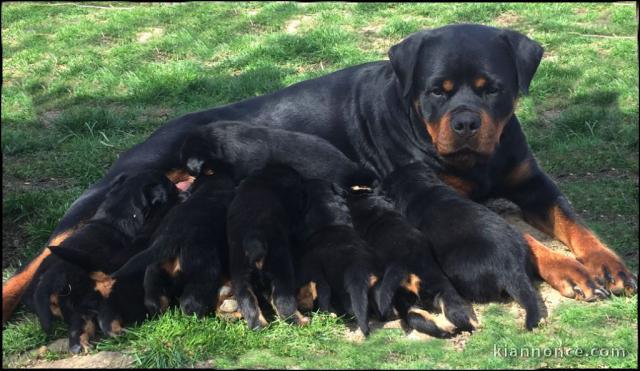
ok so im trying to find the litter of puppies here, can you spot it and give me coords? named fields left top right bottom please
left=19, top=122, right=541, bottom=353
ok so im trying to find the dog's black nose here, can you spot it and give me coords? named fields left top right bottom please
left=450, top=112, right=481, bottom=138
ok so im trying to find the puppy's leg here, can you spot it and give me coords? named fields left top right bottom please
left=98, top=301, right=124, bottom=337
left=505, top=275, right=542, bottom=330
left=180, top=276, right=220, bottom=318
left=417, top=258, right=477, bottom=332
left=344, top=265, right=371, bottom=336
left=33, top=273, right=61, bottom=334
left=67, top=312, right=96, bottom=354
left=374, top=264, right=408, bottom=320
left=267, top=246, right=309, bottom=326
left=143, top=263, right=174, bottom=315
left=178, top=251, right=222, bottom=317
left=394, top=288, right=454, bottom=339
left=315, top=278, right=334, bottom=313
left=232, top=278, right=268, bottom=330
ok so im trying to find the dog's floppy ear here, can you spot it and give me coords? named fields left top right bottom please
left=109, top=173, right=128, bottom=190
left=500, top=29, right=544, bottom=94
left=145, top=182, right=170, bottom=207
left=388, top=30, right=431, bottom=98
left=180, top=129, right=209, bottom=177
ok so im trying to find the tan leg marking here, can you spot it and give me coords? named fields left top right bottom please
left=408, top=306, right=457, bottom=334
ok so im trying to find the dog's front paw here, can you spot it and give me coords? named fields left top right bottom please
left=578, top=247, right=637, bottom=296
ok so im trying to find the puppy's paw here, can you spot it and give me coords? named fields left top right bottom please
left=437, top=293, right=477, bottom=332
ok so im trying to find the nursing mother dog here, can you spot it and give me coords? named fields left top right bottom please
left=3, top=24, right=636, bottom=324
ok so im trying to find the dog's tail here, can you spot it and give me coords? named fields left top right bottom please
left=505, top=274, right=541, bottom=330
left=344, top=265, right=373, bottom=336
left=373, top=264, right=408, bottom=319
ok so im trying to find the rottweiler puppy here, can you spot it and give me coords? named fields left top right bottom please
left=24, top=170, right=180, bottom=352
left=51, top=196, right=181, bottom=338
left=384, top=162, right=542, bottom=330
left=293, top=180, right=379, bottom=336
left=348, top=191, right=477, bottom=338
left=27, top=257, right=100, bottom=353
left=111, top=165, right=236, bottom=318
left=180, top=120, right=378, bottom=190
left=227, top=164, right=309, bottom=330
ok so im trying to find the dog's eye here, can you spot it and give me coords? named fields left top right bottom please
left=429, top=88, right=445, bottom=97
left=486, top=86, right=501, bottom=95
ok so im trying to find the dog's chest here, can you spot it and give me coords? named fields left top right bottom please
left=437, top=172, right=493, bottom=200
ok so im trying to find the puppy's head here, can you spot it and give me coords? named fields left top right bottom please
left=188, top=160, right=237, bottom=194
left=389, top=24, right=543, bottom=169
left=95, top=170, right=179, bottom=237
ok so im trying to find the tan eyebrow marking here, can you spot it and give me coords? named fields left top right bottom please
left=442, top=80, right=454, bottom=92
left=474, top=77, right=487, bottom=89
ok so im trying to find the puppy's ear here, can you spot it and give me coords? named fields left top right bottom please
left=109, top=173, right=128, bottom=190
left=180, top=130, right=209, bottom=177
left=388, top=30, right=431, bottom=98
left=145, top=183, right=170, bottom=207
left=500, top=29, right=544, bottom=94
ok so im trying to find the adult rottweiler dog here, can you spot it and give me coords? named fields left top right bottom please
left=23, top=170, right=179, bottom=352
left=5, top=24, right=635, bottom=324
left=227, top=164, right=309, bottom=330
left=348, top=191, right=478, bottom=336
left=180, top=120, right=378, bottom=189
left=293, top=180, right=379, bottom=336
left=110, top=165, right=236, bottom=318
left=383, top=162, right=542, bottom=329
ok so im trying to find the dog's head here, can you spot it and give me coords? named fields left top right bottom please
left=95, top=170, right=180, bottom=237
left=389, top=24, right=543, bottom=168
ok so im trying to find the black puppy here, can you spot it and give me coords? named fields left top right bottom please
left=26, top=170, right=179, bottom=352
left=384, top=162, right=542, bottom=330
left=294, top=180, right=379, bottom=336
left=227, top=164, right=309, bottom=330
left=180, top=121, right=378, bottom=190
left=27, top=257, right=100, bottom=353
left=348, top=191, right=477, bottom=338
left=52, top=174, right=181, bottom=338
left=111, top=166, right=236, bottom=318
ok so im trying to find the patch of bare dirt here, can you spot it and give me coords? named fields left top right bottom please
left=137, top=27, right=164, bottom=43
left=494, top=11, right=522, bottom=27
left=2, top=174, right=72, bottom=194
left=140, top=106, right=175, bottom=123
left=539, top=107, right=563, bottom=124
left=30, top=352, right=134, bottom=369
left=357, top=21, right=397, bottom=57
left=284, top=15, right=315, bottom=34
left=40, top=110, right=61, bottom=129
left=4, top=337, right=133, bottom=369
left=553, top=167, right=636, bottom=182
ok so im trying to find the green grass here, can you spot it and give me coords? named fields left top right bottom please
left=2, top=2, right=638, bottom=368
